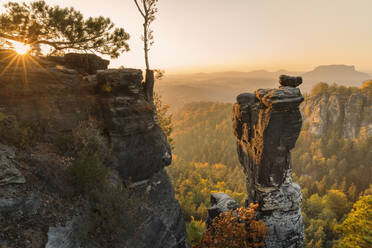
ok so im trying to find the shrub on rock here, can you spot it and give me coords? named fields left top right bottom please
left=194, top=204, right=268, bottom=248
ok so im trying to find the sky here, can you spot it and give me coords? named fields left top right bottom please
left=2, top=0, right=372, bottom=74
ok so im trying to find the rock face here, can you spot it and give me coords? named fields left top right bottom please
left=0, top=52, right=187, bottom=248
left=124, top=170, right=188, bottom=248
left=0, top=146, right=26, bottom=186
left=233, top=76, right=304, bottom=247
left=302, top=92, right=372, bottom=138
left=95, top=69, right=172, bottom=181
left=63, top=53, right=109, bottom=74
left=44, top=169, right=187, bottom=248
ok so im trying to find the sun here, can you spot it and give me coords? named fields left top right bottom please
left=12, top=41, right=31, bottom=55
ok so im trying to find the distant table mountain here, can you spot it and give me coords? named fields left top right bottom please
left=302, top=65, right=371, bottom=86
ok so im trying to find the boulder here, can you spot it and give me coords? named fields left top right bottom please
left=64, top=53, right=110, bottom=74
left=0, top=146, right=25, bottom=186
left=279, top=75, right=302, bottom=87
left=206, top=193, right=238, bottom=227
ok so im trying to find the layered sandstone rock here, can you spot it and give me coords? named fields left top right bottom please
left=301, top=91, right=372, bottom=139
left=0, top=52, right=187, bottom=248
left=95, top=69, right=171, bottom=181
left=233, top=75, right=304, bottom=248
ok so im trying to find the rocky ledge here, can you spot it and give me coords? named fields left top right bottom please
left=0, top=52, right=187, bottom=248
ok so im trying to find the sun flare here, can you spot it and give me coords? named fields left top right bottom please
left=12, top=41, right=31, bottom=55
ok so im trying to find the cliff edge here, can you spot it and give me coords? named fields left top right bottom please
left=0, top=51, right=188, bottom=248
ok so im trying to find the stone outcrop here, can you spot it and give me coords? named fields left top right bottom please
left=233, top=75, right=304, bottom=247
left=50, top=53, right=110, bottom=74
left=206, top=193, right=238, bottom=227
left=301, top=92, right=372, bottom=139
left=0, top=52, right=187, bottom=248
left=0, top=146, right=26, bottom=186
left=44, top=170, right=187, bottom=248
left=95, top=69, right=171, bottom=181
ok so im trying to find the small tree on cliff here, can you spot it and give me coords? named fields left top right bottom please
left=154, top=91, right=174, bottom=149
left=133, top=0, right=158, bottom=101
left=193, top=205, right=268, bottom=248
left=0, top=1, right=130, bottom=58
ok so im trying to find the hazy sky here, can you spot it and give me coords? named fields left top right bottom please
left=2, top=0, right=372, bottom=73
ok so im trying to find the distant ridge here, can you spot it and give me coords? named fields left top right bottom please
left=164, top=69, right=302, bottom=82
left=301, top=65, right=371, bottom=85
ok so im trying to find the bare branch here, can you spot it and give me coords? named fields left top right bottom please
left=0, top=33, right=25, bottom=43
left=143, top=0, right=148, bottom=16
left=133, top=0, right=145, bottom=18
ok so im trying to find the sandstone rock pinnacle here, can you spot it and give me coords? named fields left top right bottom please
left=233, top=75, right=304, bottom=247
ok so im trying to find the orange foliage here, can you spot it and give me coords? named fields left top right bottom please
left=193, top=204, right=269, bottom=248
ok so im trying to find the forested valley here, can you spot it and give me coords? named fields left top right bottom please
left=164, top=82, right=372, bottom=247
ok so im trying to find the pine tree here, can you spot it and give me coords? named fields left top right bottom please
left=0, top=1, right=130, bottom=58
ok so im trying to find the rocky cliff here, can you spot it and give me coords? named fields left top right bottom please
left=301, top=90, right=372, bottom=139
left=232, top=75, right=304, bottom=247
left=0, top=51, right=187, bottom=248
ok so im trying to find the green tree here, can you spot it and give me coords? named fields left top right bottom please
left=347, top=183, right=357, bottom=202
left=334, top=195, right=372, bottom=248
left=154, top=91, right=174, bottom=149
left=363, top=184, right=372, bottom=196
left=303, top=194, right=323, bottom=218
left=186, top=217, right=206, bottom=245
left=0, top=1, right=130, bottom=58
left=361, top=80, right=372, bottom=97
left=323, top=190, right=351, bottom=221
left=311, top=82, right=329, bottom=96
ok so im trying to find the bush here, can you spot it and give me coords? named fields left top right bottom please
left=59, top=119, right=147, bottom=246
left=57, top=119, right=110, bottom=194
left=154, top=92, right=174, bottom=149
left=69, top=150, right=108, bottom=194
left=0, top=114, right=36, bottom=149
left=81, top=185, right=146, bottom=247
left=193, top=204, right=268, bottom=248
left=187, top=217, right=206, bottom=245
left=56, top=119, right=109, bottom=159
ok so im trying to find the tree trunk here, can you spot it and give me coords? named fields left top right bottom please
left=143, top=23, right=150, bottom=71
left=144, top=69, right=154, bottom=102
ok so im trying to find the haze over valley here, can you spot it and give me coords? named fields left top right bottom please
left=157, top=64, right=372, bottom=110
